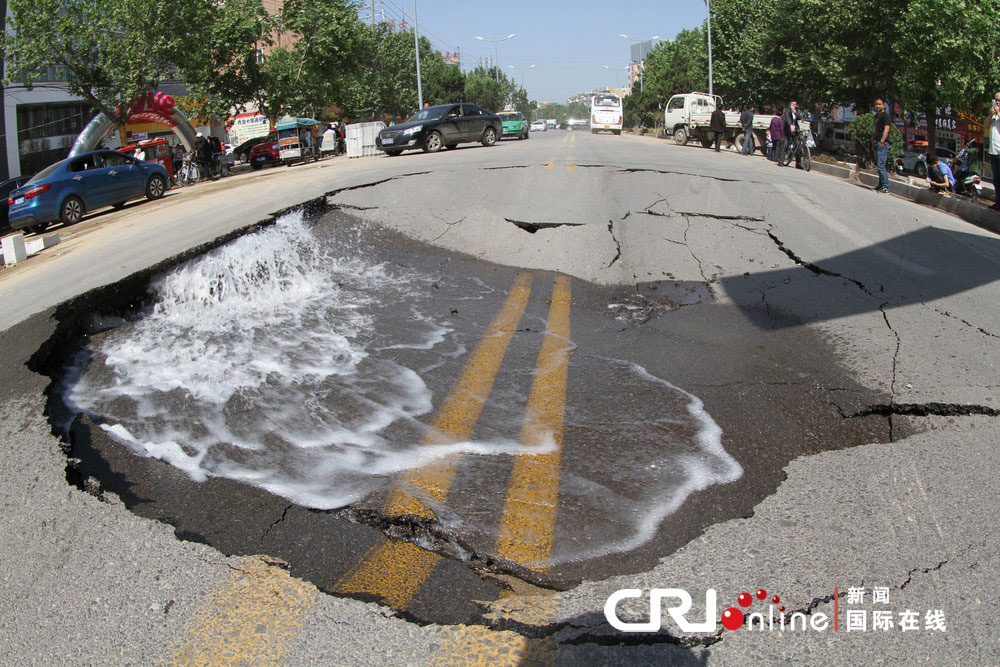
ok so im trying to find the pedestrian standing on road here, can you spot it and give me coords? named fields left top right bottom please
left=710, top=106, right=726, bottom=152
left=766, top=129, right=773, bottom=160
left=740, top=105, right=756, bottom=155
left=172, top=143, right=184, bottom=177
left=782, top=101, right=802, bottom=168
left=195, top=132, right=212, bottom=180
left=769, top=111, right=784, bottom=163
left=988, top=91, right=1000, bottom=210
left=873, top=98, right=892, bottom=193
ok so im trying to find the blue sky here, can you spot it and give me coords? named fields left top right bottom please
left=361, top=1, right=711, bottom=103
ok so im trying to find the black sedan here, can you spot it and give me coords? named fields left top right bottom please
left=376, top=104, right=501, bottom=156
left=1, top=176, right=31, bottom=233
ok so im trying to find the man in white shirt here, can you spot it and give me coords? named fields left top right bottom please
left=989, top=91, right=1000, bottom=211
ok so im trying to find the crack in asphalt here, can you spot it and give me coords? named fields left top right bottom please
left=325, top=172, right=433, bottom=200
left=682, top=217, right=712, bottom=285
left=431, top=216, right=467, bottom=242
left=881, top=308, right=902, bottom=440
left=678, top=212, right=766, bottom=224
left=844, top=402, right=1000, bottom=418
left=260, top=504, right=293, bottom=544
left=339, top=508, right=565, bottom=593
left=760, top=227, right=904, bottom=436
left=764, top=229, right=875, bottom=296
left=932, top=308, right=1000, bottom=339
left=504, top=219, right=585, bottom=234
left=606, top=220, right=622, bottom=268
left=330, top=203, right=379, bottom=212
left=595, top=165, right=773, bottom=187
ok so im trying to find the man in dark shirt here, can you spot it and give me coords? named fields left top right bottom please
left=740, top=105, right=755, bottom=155
left=781, top=101, right=801, bottom=168
left=710, top=106, right=726, bottom=152
left=873, top=98, right=891, bottom=193
left=952, top=139, right=973, bottom=195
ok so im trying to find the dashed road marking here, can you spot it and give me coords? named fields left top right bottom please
left=170, top=556, right=317, bottom=666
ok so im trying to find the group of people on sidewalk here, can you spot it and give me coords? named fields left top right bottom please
left=874, top=90, right=1000, bottom=210
left=710, top=100, right=804, bottom=167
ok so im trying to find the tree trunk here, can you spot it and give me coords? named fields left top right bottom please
left=926, top=107, right=937, bottom=156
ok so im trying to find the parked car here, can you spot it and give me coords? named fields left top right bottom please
left=7, top=150, right=169, bottom=234
left=234, top=134, right=275, bottom=163
left=898, top=146, right=955, bottom=178
left=249, top=135, right=281, bottom=169
left=498, top=111, right=529, bottom=140
left=0, top=176, right=31, bottom=234
left=530, top=119, right=547, bottom=132
left=375, top=104, right=501, bottom=155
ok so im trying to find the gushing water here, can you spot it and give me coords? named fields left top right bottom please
left=64, top=210, right=742, bottom=563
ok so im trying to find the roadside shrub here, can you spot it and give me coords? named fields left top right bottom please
left=848, top=112, right=903, bottom=168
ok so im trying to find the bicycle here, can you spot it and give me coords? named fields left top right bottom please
left=177, top=153, right=200, bottom=187
left=779, top=130, right=812, bottom=172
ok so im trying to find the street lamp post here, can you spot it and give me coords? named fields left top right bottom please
left=603, top=65, right=627, bottom=92
left=475, top=34, right=517, bottom=83
left=413, top=1, right=423, bottom=108
left=705, top=0, right=714, bottom=97
left=619, top=33, right=659, bottom=94
left=507, top=64, right=535, bottom=88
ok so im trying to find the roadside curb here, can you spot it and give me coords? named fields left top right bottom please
left=623, top=131, right=1000, bottom=235
left=808, top=161, right=1000, bottom=235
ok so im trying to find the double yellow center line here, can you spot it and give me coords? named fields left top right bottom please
left=337, top=272, right=572, bottom=608
left=172, top=273, right=573, bottom=663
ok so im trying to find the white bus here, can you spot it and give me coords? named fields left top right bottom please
left=591, top=94, right=623, bottom=135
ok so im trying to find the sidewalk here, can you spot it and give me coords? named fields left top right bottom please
left=633, top=131, right=1000, bottom=236
left=808, top=159, right=1000, bottom=235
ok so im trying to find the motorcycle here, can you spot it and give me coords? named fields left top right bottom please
left=954, top=170, right=983, bottom=199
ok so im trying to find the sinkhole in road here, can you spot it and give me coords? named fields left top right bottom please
left=55, top=209, right=745, bottom=569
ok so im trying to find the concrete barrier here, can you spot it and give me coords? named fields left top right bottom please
left=2, top=233, right=27, bottom=266
left=346, top=122, right=386, bottom=158
left=1, top=232, right=61, bottom=267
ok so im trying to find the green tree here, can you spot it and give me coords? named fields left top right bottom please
left=422, top=50, right=465, bottom=106
left=848, top=111, right=904, bottom=167
left=893, top=0, right=1000, bottom=152
left=464, top=67, right=506, bottom=111
left=644, top=27, right=710, bottom=103
left=1, top=0, right=214, bottom=125
left=180, top=0, right=276, bottom=121
left=256, top=0, right=367, bottom=120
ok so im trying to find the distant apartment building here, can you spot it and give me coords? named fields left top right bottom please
left=628, top=38, right=660, bottom=92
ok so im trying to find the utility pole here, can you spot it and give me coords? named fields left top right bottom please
left=371, top=0, right=375, bottom=26
left=706, top=0, right=714, bottom=97
left=414, top=0, right=423, bottom=108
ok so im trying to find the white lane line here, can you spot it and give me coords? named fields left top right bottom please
left=775, top=183, right=934, bottom=277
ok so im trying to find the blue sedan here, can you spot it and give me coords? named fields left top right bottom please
left=8, top=150, right=170, bottom=233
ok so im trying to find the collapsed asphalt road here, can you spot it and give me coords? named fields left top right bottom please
left=36, top=201, right=898, bottom=625
left=3, top=131, right=999, bottom=662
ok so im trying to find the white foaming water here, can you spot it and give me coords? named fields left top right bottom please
left=66, top=212, right=536, bottom=509
left=66, top=211, right=742, bottom=564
